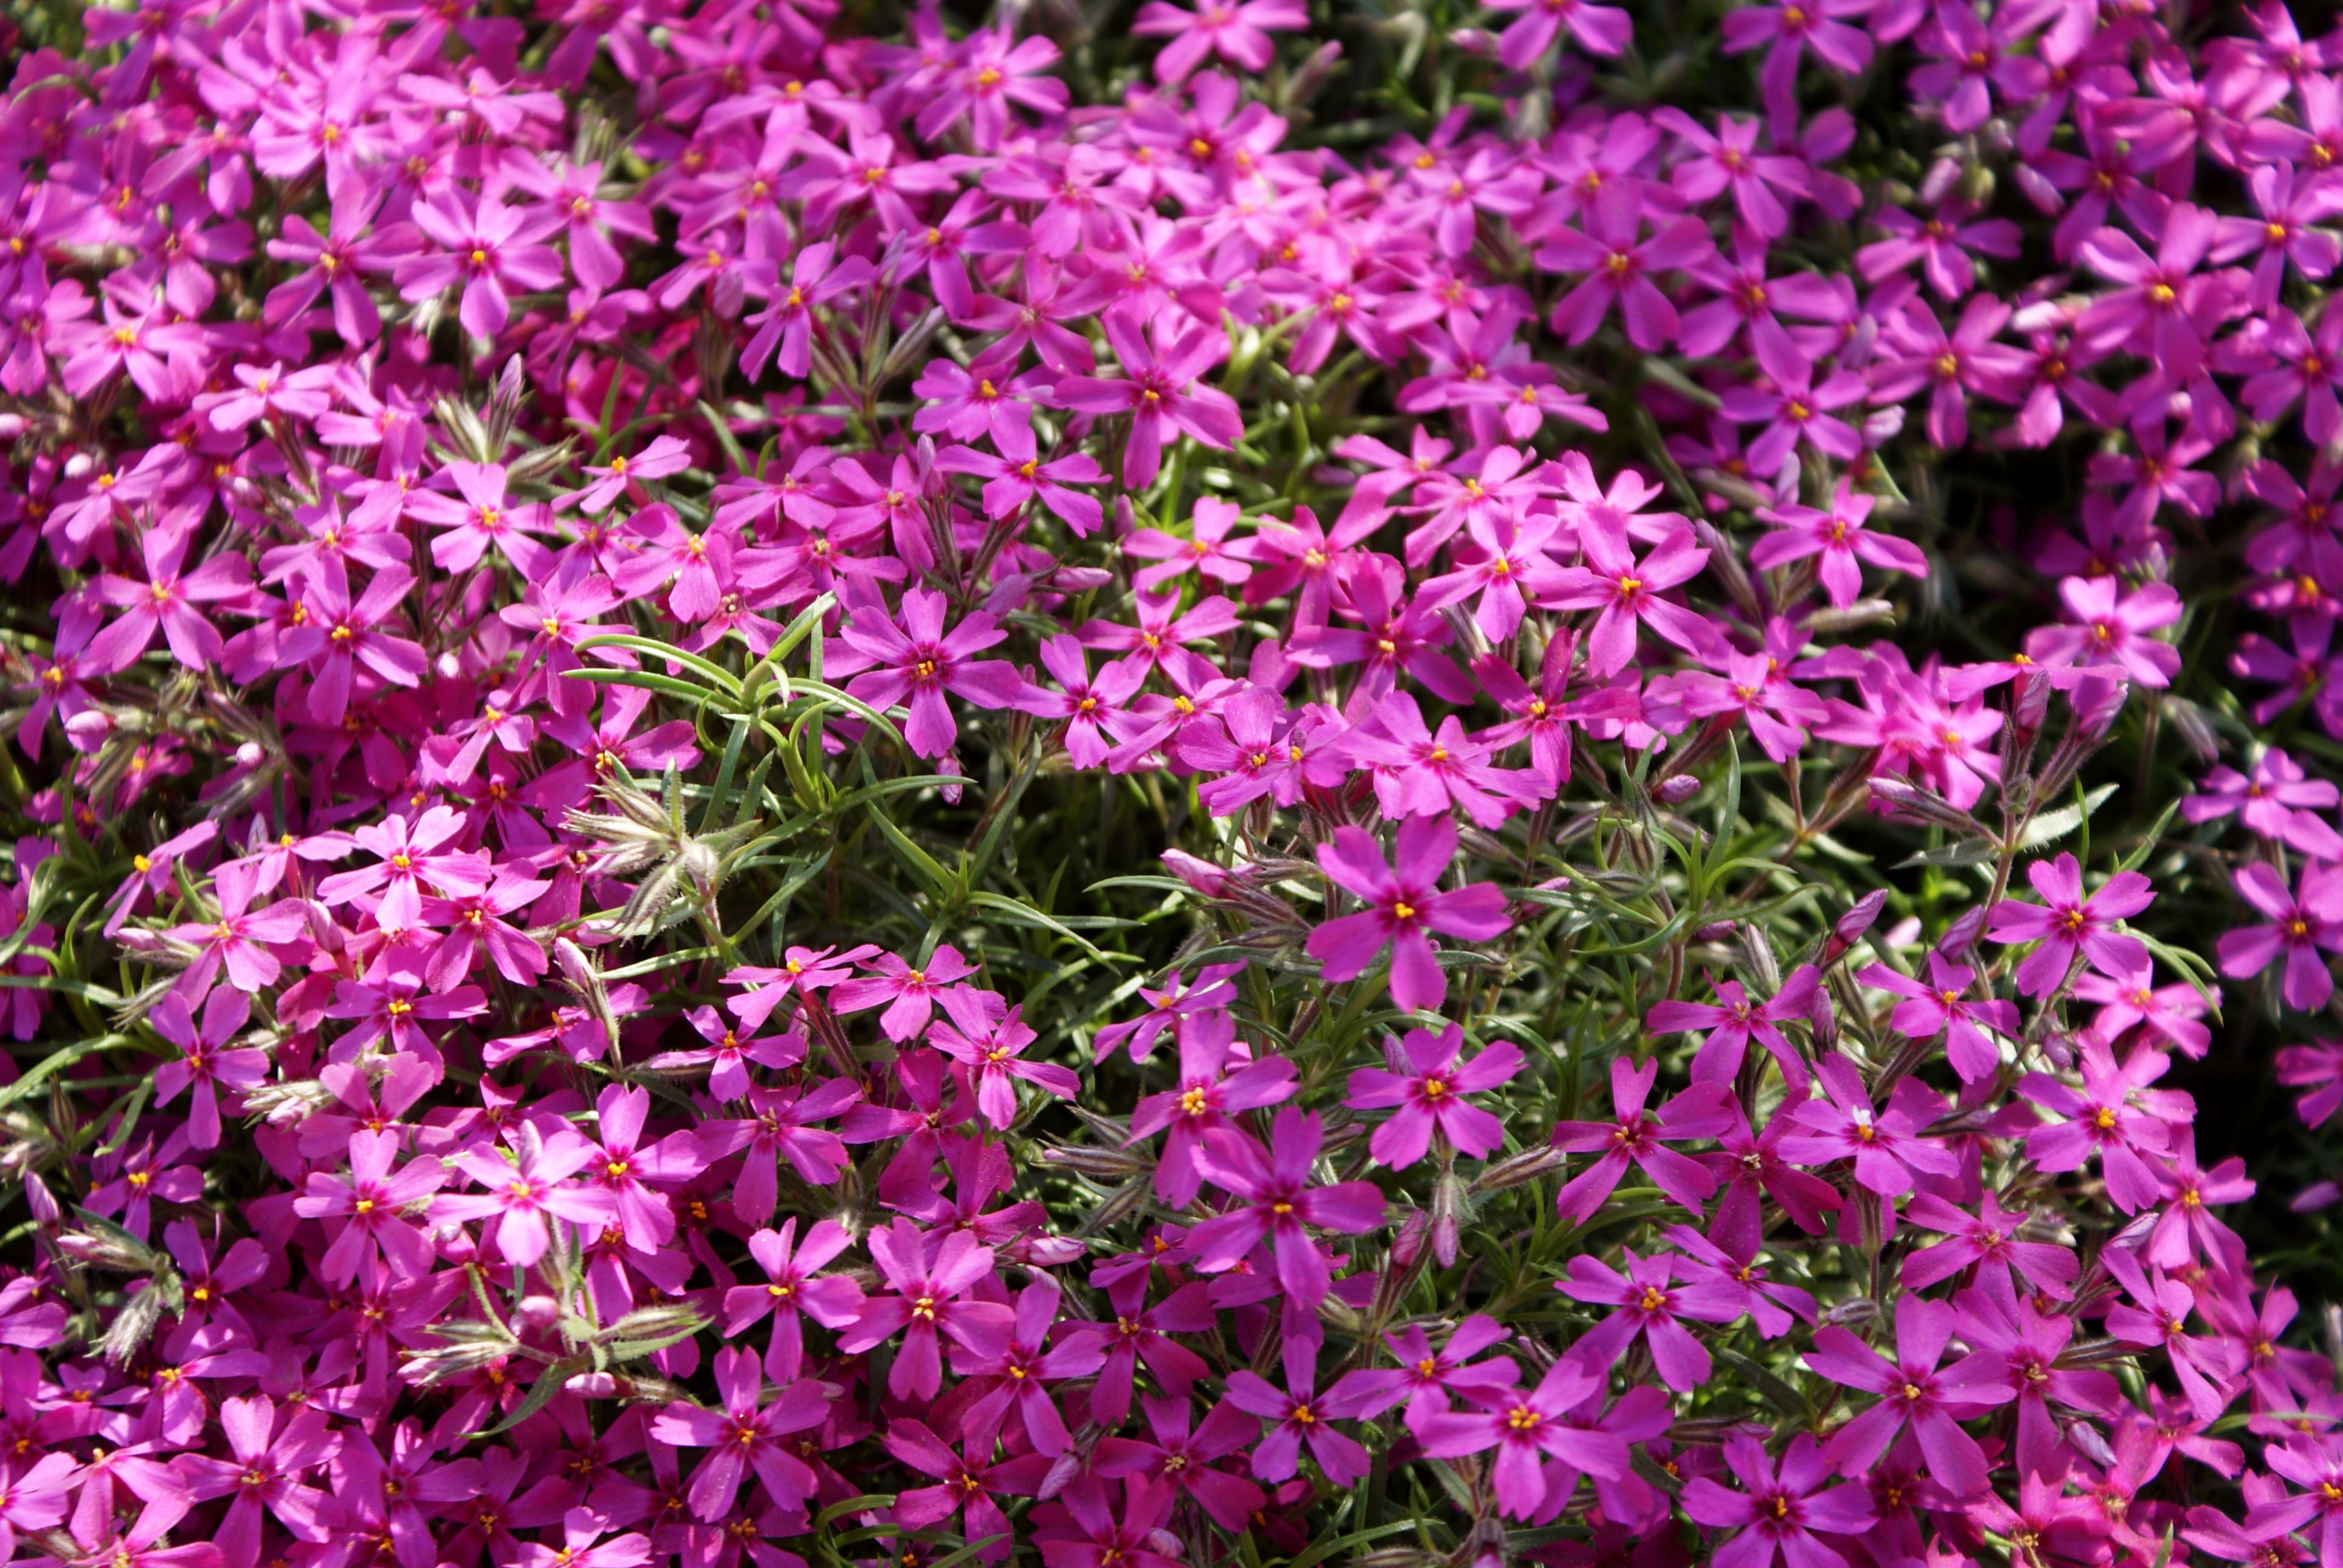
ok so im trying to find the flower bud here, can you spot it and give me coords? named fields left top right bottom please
left=1036, top=1144, right=1147, bottom=1179
left=1471, top=1144, right=1566, bottom=1194
left=102, top=1282, right=169, bottom=1366
left=1653, top=774, right=1701, bottom=805
left=57, top=1227, right=162, bottom=1273
left=514, top=1295, right=561, bottom=1331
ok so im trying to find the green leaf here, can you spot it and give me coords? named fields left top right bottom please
left=562, top=667, right=729, bottom=706
left=465, top=1355, right=581, bottom=1439
left=1895, top=839, right=1997, bottom=869
left=2017, top=781, right=2120, bottom=849
left=0, top=1033, right=134, bottom=1107
left=572, top=633, right=744, bottom=698
left=867, top=805, right=957, bottom=904
left=1286, top=1520, right=1420, bottom=1568
left=2113, top=796, right=2181, bottom=874
left=815, top=1495, right=897, bottom=1530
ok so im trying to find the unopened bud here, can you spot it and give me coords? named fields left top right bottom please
left=1936, top=903, right=1989, bottom=958
left=57, top=1228, right=162, bottom=1273
left=101, top=1283, right=169, bottom=1366
left=1429, top=1169, right=1465, bottom=1267
left=1471, top=1145, right=1567, bottom=1194
left=1037, top=1144, right=1148, bottom=1179
left=1868, top=776, right=1992, bottom=838
left=601, top=1302, right=709, bottom=1345
left=1653, top=774, right=1700, bottom=805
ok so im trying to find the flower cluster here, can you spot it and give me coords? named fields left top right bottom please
left=0, top=0, right=2336, bottom=1566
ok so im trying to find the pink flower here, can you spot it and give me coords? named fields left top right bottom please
left=1680, top=1434, right=1876, bottom=1568
left=1130, top=0, right=1307, bottom=81
left=648, top=1346, right=830, bottom=1522
left=2218, top=861, right=2343, bottom=1011
left=1804, top=1296, right=2013, bottom=1496
left=432, top=1119, right=620, bottom=1268
left=1187, top=1105, right=1387, bottom=1308
left=1055, top=308, right=1244, bottom=487
left=1987, top=851, right=2155, bottom=996
left=148, top=985, right=269, bottom=1149
left=1415, top=1349, right=1627, bottom=1517
left=395, top=191, right=565, bottom=339
left=1535, top=182, right=1715, bottom=351
left=837, top=1220, right=1016, bottom=1401
left=1346, top=1023, right=1522, bottom=1167
left=1647, top=966, right=1824, bottom=1089
left=85, top=524, right=251, bottom=674
left=1857, top=952, right=2020, bottom=1082
left=1537, top=520, right=1723, bottom=678
left=178, top=1395, right=342, bottom=1567
left=836, top=588, right=1027, bottom=760
left=1304, top=815, right=1511, bottom=1013
left=1751, top=480, right=1930, bottom=608
left=1550, top=1055, right=1736, bottom=1224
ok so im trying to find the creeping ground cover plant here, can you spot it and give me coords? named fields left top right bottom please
left=19, top=0, right=2343, bottom=1562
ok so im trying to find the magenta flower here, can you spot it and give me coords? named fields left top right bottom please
left=1804, top=1296, right=2013, bottom=1496
left=1011, top=636, right=1148, bottom=768
left=1061, top=1276, right=1216, bottom=1427
left=1751, top=481, right=1929, bottom=608
left=1482, top=0, right=1632, bottom=64
left=2023, top=576, right=2184, bottom=688
left=396, top=191, right=565, bottom=340
left=2184, top=748, right=2343, bottom=857
left=1988, top=852, right=2155, bottom=996
left=1777, top=1056, right=1959, bottom=1198
left=831, top=943, right=979, bottom=1041
left=1535, top=182, right=1715, bottom=351
left=928, top=987, right=1080, bottom=1128
left=1187, top=1105, right=1386, bottom=1306
left=292, top=1128, right=447, bottom=1288
left=84, top=525, right=251, bottom=674
left=1647, top=966, right=1822, bottom=1089
left=696, top=1078, right=862, bottom=1217
left=1346, top=1023, right=1522, bottom=1167
left=163, top=860, right=306, bottom=995
left=1223, top=1340, right=1376, bottom=1486
left=1901, top=1189, right=2080, bottom=1299
left=1055, top=308, right=1244, bottom=487
left=148, top=985, right=268, bottom=1150
left=1560, top=1248, right=1738, bottom=1391
left=741, top=242, right=874, bottom=380
left=1681, top=1434, right=1876, bottom=1568
left=649, top=1346, right=829, bottom=1523
left=1092, top=961, right=1244, bottom=1062
left=1538, top=521, right=1723, bottom=678
left=721, top=1218, right=865, bottom=1381
left=432, top=1119, right=620, bottom=1268
left=1131, top=0, right=1307, bottom=81
left=1857, top=952, right=2020, bottom=1082
left=1125, top=1006, right=1297, bottom=1205
left=837, top=1220, right=1016, bottom=1401
left=1551, top=1055, right=1736, bottom=1224
left=1417, top=1349, right=1627, bottom=1517
left=179, top=1394, right=341, bottom=1566
left=837, top=588, right=1027, bottom=760
left=1093, top=1395, right=1265, bottom=1529
left=2019, top=1037, right=2182, bottom=1213
left=277, top=562, right=429, bottom=726
left=1304, top=815, right=1511, bottom=1013
left=1702, top=1101, right=1845, bottom=1255
left=316, top=805, right=491, bottom=929
left=883, top=1418, right=1050, bottom=1558
left=2218, top=861, right=2343, bottom=1011
left=935, top=423, right=1107, bottom=536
